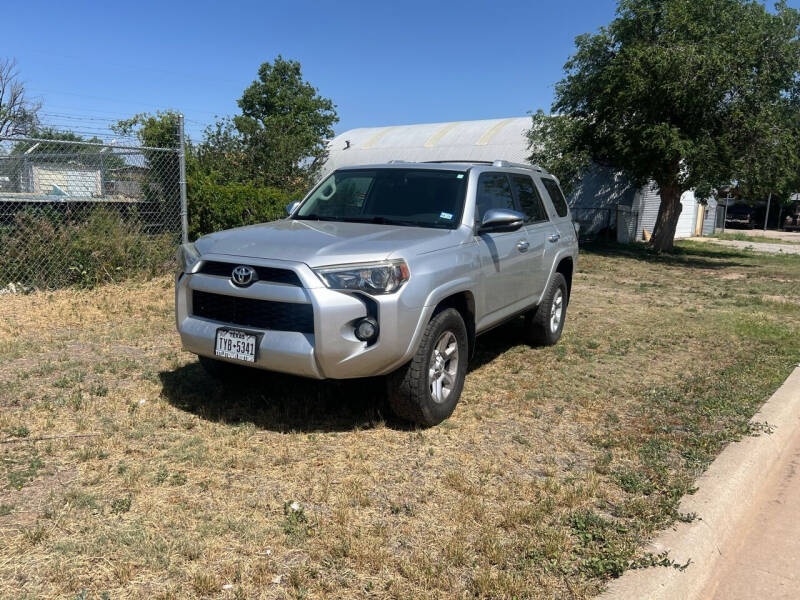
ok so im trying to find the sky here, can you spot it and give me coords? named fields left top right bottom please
left=6, top=0, right=799, bottom=144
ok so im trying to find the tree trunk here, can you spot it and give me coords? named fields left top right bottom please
left=650, top=183, right=683, bottom=252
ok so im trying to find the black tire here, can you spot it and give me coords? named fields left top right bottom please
left=198, top=355, right=250, bottom=382
left=526, top=273, right=568, bottom=346
left=387, top=308, right=468, bottom=427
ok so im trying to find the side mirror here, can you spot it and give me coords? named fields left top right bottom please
left=478, top=209, right=525, bottom=233
left=286, top=201, right=300, bottom=216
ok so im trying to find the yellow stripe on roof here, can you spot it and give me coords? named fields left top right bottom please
left=424, top=122, right=462, bottom=148
left=361, top=127, right=395, bottom=149
left=475, top=118, right=514, bottom=146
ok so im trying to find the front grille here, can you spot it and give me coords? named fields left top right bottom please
left=198, top=261, right=302, bottom=286
left=191, top=291, right=314, bottom=333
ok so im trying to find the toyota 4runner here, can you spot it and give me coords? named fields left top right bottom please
left=176, top=160, right=578, bottom=425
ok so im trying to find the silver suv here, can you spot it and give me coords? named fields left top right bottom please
left=176, top=160, right=578, bottom=425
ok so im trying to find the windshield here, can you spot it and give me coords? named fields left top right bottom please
left=294, top=168, right=467, bottom=229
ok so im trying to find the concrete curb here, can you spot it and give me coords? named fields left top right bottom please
left=600, top=365, right=800, bottom=600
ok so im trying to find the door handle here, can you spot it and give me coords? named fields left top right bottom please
left=517, top=240, right=530, bottom=253
left=548, top=233, right=561, bottom=243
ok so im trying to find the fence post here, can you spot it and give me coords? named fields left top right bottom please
left=178, top=114, right=189, bottom=244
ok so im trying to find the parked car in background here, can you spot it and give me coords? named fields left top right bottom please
left=724, top=203, right=757, bottom=229
left=175, top=161, right=578, bottom=426
left=784, top=204, right=800, bottom=232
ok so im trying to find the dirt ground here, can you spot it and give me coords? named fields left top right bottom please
left=1, top=241, right=799, bottom=600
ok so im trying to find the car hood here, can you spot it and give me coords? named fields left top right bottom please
left=195, top=219, right=465, bottom=267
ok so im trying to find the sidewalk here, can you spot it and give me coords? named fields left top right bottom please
left=600, top=367, right=800, bottom=600
left=687, top=237, right=800, bottom=255
left=703, top=418, right=800, bottom=599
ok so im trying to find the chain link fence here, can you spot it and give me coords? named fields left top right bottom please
left=0, top=133, right=185, bottom=290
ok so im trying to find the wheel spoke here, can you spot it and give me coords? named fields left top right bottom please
left=443, top=370, right=455, bottom=387
left=433, top=375, right=443, bottom=401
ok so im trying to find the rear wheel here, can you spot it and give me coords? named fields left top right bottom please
left=526, top=273, right=568, bottom=346
left=387, top=308, right=468, bottom=427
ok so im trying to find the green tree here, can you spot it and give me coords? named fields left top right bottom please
left=233, top=56, right=338, bottom=191
left=735, top=100, right=800, bottom=215
left=112, top=111, right=184, bottom=230
left=529, top=0, right=800, bottom=251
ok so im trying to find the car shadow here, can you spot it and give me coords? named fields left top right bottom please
left=160, top=321, right=529, bottom=433
left=159, top=362, right=399, bottom=433
left=468, top=317, right=530, bottom=372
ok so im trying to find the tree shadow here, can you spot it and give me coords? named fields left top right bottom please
left=159, top=362, right=400, bottom=433
left=582, top=240, right=753, bottom=270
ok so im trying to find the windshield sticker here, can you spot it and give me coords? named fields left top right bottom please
left=456, top=174, right=464, bottom=179
left=440, top=212, right=453, bottom=220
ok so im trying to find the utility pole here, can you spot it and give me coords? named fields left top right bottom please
left=722, top=194, right=730, bottom=234
left=764, top=191, right=772, bottom=231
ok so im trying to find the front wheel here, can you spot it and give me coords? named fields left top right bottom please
left=387, top=308, right=468, bottom=427
left=526, top=273, right=568, bottom=346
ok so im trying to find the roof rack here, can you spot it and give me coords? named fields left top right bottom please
left=423, top=159, right=543, bottom=172
left=424, top=159, right=492, bottom=165
left=490, top=160, right=543, bottom=172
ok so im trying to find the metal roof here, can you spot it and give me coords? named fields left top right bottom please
left=321, top=117, right=533, bottom=176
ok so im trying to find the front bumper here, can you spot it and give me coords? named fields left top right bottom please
left=176, top=255, right=425, bottom=379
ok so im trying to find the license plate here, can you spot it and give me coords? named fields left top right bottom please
left=214, top=328, right=258, bottom=362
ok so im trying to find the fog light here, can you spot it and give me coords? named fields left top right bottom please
left=354, top=317, right=379, bottom=342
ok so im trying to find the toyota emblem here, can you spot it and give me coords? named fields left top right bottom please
left=231, top=265, right=256, bottom=287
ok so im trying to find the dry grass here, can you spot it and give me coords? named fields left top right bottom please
left=1, top=241, right=799, bottom=599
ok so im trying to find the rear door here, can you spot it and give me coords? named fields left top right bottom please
left=538, top=177, right=576, bottom=245
left=474, top=172, right=533, bottom=318
left=509, top=173, right=559, bottom=301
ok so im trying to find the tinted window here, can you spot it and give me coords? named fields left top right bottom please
left=295, top=168, right=467, bottom=229
left=476, top=173, right=515, bottom=222
left=511, top=175, right=549, bottom=223
left=541, top=178, right=569, bottom=218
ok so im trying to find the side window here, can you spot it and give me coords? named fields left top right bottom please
left=511, top=175, right=549, bottom=223
left=541, top=178, right=569, bottom=218
left=475, top=173, right=515, bottom=222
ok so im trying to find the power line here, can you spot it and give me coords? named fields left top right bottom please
left=28, top=87, right=222, bottom=117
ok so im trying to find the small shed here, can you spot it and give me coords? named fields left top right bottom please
left=24, top=162, right=102, bottom=197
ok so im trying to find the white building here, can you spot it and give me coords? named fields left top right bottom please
left=324, top=117, right=717, bottom=242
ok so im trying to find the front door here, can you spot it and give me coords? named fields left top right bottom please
left=474, top=172, right=534, bottom=324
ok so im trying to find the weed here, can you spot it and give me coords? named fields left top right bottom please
left=4, top=426, right=29, bottom=438
left=110, top=496, right=132, bottom=514
left=7, top=455, right=44, bottom=490
left=282, top=501, right=311, bottom=543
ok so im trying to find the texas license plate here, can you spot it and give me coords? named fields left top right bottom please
left=214, top=328, right=257, bottom=362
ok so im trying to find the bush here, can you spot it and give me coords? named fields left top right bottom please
left=0, top=208, right=175, bottom=289
left=187, top=175, right=291, bottom=240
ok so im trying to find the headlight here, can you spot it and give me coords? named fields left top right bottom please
left=314, top=260, right=410, bottom=294
left=176, top=242, right=201, bottom=274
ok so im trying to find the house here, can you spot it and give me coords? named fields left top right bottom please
left=323, top=117, right=718, bottom=242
